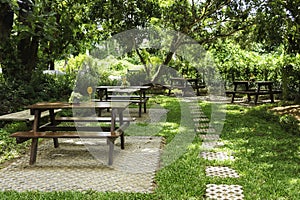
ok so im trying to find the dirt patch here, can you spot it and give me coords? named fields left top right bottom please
left=270, top=104, right=300, bottom=122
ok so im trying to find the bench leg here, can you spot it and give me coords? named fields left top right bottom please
left=139, top=103, right=142, bottom=117
left=231, top=93, right=235, bottom=103
left=255, top=94, right=259, bottom=105
left=144, top=102, right=147, bottom=113
left=107, top=138, right=117, bottom=165
left=29, top=138, right=39, bottom=165
left=247, top=94, right=251, bottom=102
left=270, top=93, right=274, bottom=103
left=53, top=138, right=59, bottom=148
left=120, top=132, right=125, bottom=149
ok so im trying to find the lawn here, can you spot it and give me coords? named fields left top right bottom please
left=0, top=96, right=299, bottom=199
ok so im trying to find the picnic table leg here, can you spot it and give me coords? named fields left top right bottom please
left=142, top=90, right=147, bottom=113
left=268, top=85, right=274, bottom=103
left=231, top=84, right=237, bottom=103
left=118, top=110, right=125, bottom=149
left=49, top=109, right=59, bottom=148
left=107, top=138, right=117, bottom=165
left=255, top=86, right=260, bottom=105
left=33, top=110, right=41, bottom=132
left=138, top=103, right=142, bottom=117
left=245, top=82, right=251, bottom=102
left=53, top=139, right=59, bottom=148
left=29, top=138, right=39, bottom=165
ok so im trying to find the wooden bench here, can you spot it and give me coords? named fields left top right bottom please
left=10, top=123, right=128, bottom=165
left=93, top=97, right=148, bottom=117
left=164, top=78, right=205, bottom=96
left=226, top=89, right=282, bottom=104
left=55, top=116, right=135, bottom=123
left=0, top=109, right=61, bottom=122
left=107, top=95, right=151, bottom=99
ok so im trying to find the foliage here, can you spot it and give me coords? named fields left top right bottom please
left=251, top=0, right=300, bottom=54
left=210, top=39, right=300, bottom=101
left=0, top=0, right=299, bottom=101
left=0, top=72, right=74, bottom=115
left=0, top=0, right=99, bottom=84
left=279, top=114, right=300, bottom=135
left=221, top=104, right=300, bottom=199
left=0, top=122, right=30, bottom=164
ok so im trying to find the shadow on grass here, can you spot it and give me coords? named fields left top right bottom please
left=221, top=104, right=300, bottom=199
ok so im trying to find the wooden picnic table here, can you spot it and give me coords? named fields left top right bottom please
left=165, top=77, right=205, bottom=96
left=228, top=81, right=281, bottom=104
left=95, top=85, right=151, bottom=117
left=11, top=101, right=131, bottom=165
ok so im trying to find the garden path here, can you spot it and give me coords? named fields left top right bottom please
left=184, top=97, right=244, bottom=199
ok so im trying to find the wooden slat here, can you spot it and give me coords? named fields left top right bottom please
left=107, top=99, right=148, bottom=103
left=107, top=95, right=150, bottom=99
left=11, top=131, right=120, bottom=138
left=0, top=109, right=61, bottom=122
left=55, top=116, right=135, bottom=122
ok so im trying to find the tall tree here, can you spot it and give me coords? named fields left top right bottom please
left=92, top=0, right=255, bottom=82
left=253, top=0, right=300, bottom=54
left=252, top=0, right=300, bottom=101
left=150, top=0, right=254, bottom=82
left=0, top=0, right=96, bottom=83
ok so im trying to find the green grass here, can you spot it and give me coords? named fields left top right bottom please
left=0, top=96, right=299, bottom=199
left=0, top=122, right=31, bottom=166
left=220, top=104, right=300, bottom=199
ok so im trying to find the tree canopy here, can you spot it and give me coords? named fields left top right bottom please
left=0, top=0, right=299, bottom=95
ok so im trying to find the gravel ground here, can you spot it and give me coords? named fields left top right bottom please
left=0, top=136, right=162, bottom=193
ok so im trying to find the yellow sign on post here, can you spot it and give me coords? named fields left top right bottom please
left=87, top=87, right=93, bottom=101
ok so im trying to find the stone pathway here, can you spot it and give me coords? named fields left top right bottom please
left=0, top=136, right=162, bottom=193
left=185, top=97, right=244, bottom=200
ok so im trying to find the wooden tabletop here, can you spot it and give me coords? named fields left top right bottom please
left=27, top=101, right=131, bottom=110
left=96, top=85, right=150, bottom=89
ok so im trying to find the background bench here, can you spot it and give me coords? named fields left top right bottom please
left=0, top=109, right=61, bottom=122
left=226, top=89, right=282, bottom=104
left=93, top=97, right=148, bottom=117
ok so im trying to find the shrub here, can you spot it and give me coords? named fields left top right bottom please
left=279, top=114, right=300, bottom=135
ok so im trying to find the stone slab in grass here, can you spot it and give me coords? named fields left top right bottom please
left=206, top=166, right=239, bottom=178
left=199, top=134, right=220, bottom=141
left=195, top=127, right=216, bottom=134
left=205, top=184, right=244, bottom=200
left=200, top=141, right=224, bottom=150
left=193, top=117, right=210, bottom=122
left=200, top=151, right=234, bottom=161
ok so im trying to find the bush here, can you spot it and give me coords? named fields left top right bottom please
left=0, top=71, right=74, bottom=115
left=279, top=114, right=300, bottom=135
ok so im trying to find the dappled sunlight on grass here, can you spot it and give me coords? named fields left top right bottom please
left=221, top=104, right=300, bottom=199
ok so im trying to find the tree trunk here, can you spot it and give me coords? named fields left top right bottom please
left=151, top=33, right=184, bottom=83
left=0, top=3, right=14, bottom=66
left=281, top=65, right=291, bottom=102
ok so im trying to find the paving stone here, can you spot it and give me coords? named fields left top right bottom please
left=200, top=151, right=234, bottom=161
left=191, top=110, right=204, bottom=115
left=201, top=141, right=224, bottom=150
left=205, top=184, right=244, bottom=200
left=205, top=166, right=239, bottom=178
left=0, top=136, right=162, bottom=193
left=193, top=117, right=210, bottom=123
left=196, top=127, right=216, bottom=134
left=200, top=134, right=220, bottom=141
left=195, top=123, right=210, bottom=127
